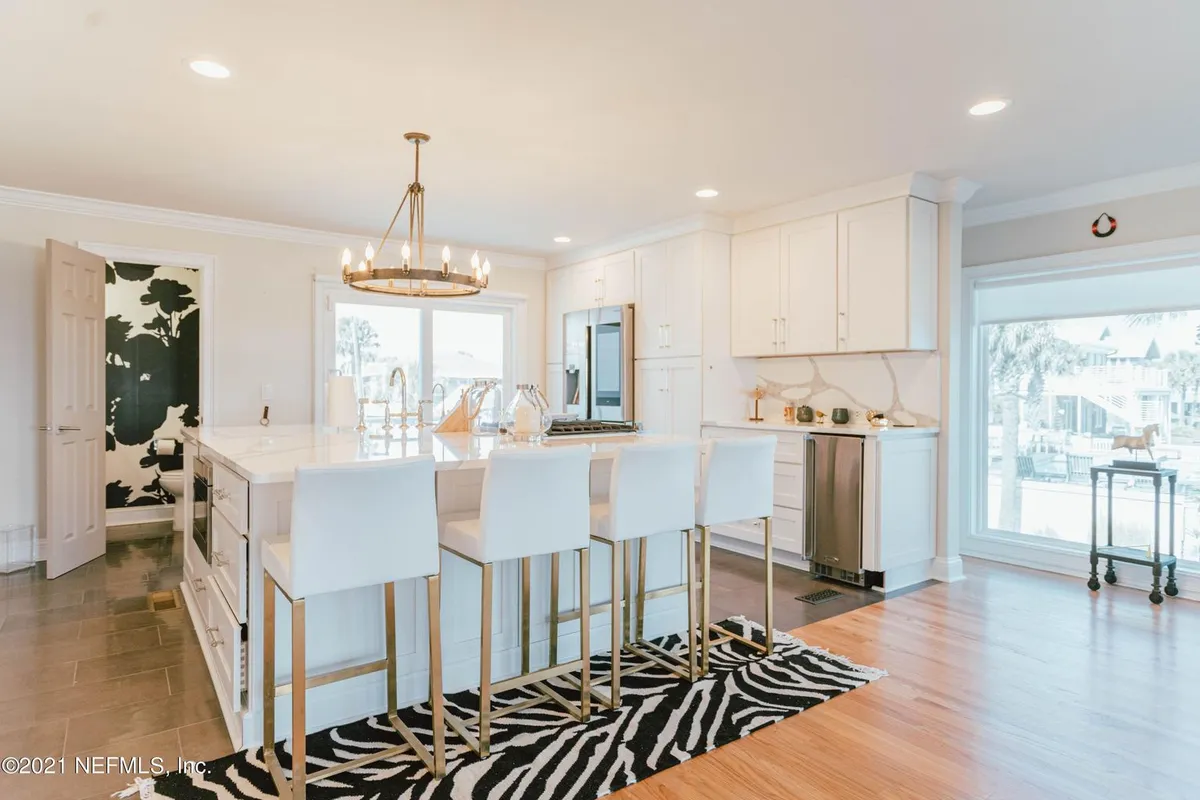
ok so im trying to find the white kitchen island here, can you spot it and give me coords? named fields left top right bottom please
left=179, top=425, right=691, bottom=750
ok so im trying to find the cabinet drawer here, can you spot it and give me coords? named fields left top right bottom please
left=210, top=509, right=248, bottom=623
left=204, top=576, right=245, bottom=713
left=212, top=462, right=249, bottom=534
left=184, top=556, right=210, bottom=628
left=773, top=462, right=805, bottom=510
left=710, top=509, right=805, bottom=557
left=775, top=435, right=806, bottom=465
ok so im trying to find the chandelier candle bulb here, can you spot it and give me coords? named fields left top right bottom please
left=340, top=248, right=351, bottom=268
left=364, top=243, right=375, bottom=263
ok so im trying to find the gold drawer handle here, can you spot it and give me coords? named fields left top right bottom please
left=213, top=550, right=229, bottom=567
left=192, top=578, right=206, bottom=592
left=205, top=627, right=224, bottom=648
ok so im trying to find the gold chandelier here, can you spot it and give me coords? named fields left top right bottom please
left=341, top=132, right=490, bottom=297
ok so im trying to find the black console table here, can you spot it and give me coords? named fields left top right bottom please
left=1089, top=464, right=1178, bottom=605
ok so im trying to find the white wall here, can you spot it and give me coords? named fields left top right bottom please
left=964, top=185, right=1200, bottom=267
left=0, top=202, right=545, bottom=536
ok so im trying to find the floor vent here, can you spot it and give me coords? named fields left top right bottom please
left=147, top=589, right=181, bottom=612
left=796, top=588, right=842, bottom=605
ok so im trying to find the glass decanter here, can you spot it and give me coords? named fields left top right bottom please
left=468, top=378, right=502, bottom=437
left=502, top=384, right=552, bottom=443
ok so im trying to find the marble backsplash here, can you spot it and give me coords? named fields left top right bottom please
left=747, top=352, right=940, bottom=426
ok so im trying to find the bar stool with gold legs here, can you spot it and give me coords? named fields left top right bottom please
left=562, top=441, right=699, bottom=708
left=437, top=445, right=593, bottom=759
left=696, top=435, right=777, bottom=674
left=261, top=455, right=445, bottom=799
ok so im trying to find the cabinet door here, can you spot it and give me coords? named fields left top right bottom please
left=730, top=227, right=781, bottom=356
left=635, top=362, right=671, bottom=435
left=545, top=363, right=564, bottom=413
left=837, top=198, right=909, bottom=353
left=668, top=359, right=702, bottom=438
left=665, top=234, right=703, bottom=358
left=600, top=251, right=636, bottom=306
left=546, top=268, right=569, bottom=363
left=780, top=214, right=838, bottom=355
left=568, top=261, right=602, bottom=311
left=635, top=242, right=669, bottom=359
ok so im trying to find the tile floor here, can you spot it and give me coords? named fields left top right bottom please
left=0, top=528, right=881, bottom=800
left=0, top=526, right=228, bottom=800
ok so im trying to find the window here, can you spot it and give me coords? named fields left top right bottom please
left=982, top=310, right=1200, bottom=562
left=318, top=282, right=516, bottom=425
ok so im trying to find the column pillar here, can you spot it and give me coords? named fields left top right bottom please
left=932, top=178, right=980, bottom=583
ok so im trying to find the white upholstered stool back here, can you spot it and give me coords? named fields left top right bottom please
left=477, top=445, right=592, bottom=563
left=602, top=441, right=698, bottom=542
left=695, top=436, right=777, bottom=527
left=288, top=455, right=439, bottom=598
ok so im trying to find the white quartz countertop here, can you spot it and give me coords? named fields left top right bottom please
left=702, top=419, right=939, bottom=438
left=182, top=424, right=676, bottom=484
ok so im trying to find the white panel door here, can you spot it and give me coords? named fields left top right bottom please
left=600, top=251, right=636, bottom=306
left=665, top=234, right=703, bottom=358
left=838, top=198, right=909, bottom=353
left=635, top=361, right=671, bottom=435
left=780, top=214, right=838, bottom=355
left=730, top=227, right=781, bottom=356
left=44, top=240, right=107, bottom=579
left=635, top=242, right=669, bottom=359
left=667, top=359, right=702, bottom=438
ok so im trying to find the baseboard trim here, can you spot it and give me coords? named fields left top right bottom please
left=106, top=506, right=173, bottom=527
left=963, top=534, right=1199, bottom=602
left=708, top=531, right=811, bottom=572
left=930, top=556, right=966, bottom=583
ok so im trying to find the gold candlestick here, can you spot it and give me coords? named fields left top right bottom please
left=749, top=387, right=765, bottom=422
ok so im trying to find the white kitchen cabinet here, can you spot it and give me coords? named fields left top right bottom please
left=636, top=233, right=703, bottom=360
left=730, top=227, right=781, bottom=357
left=545, top=268, right=570, bottom=363
left=544, top=363, right=563, bottom=413
left=773, top=461, right=805, bottom=510
left=730, top=197, right=937, bottom=356
left=599, top=251, right=636, bottom=306
left=635, top=357, right=701, bottom=438
left=554, top=251, right=636, bottom=315
left=781, top=213, right=838, bottom=355
left=837, top=196, right=937, bottom=353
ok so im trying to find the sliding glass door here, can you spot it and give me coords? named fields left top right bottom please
left=325, top=292, right=513, bottom=425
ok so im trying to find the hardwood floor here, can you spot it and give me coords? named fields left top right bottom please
left=617, top=557, right=1199, bottom=800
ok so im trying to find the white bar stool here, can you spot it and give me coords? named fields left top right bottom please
left=564, top=440, right=698, bottom=709
left=696, top=435, right=777, bottom=674
left=261, top=455, right=445, bottom=799
left=438, top=444, right=593, bottom=759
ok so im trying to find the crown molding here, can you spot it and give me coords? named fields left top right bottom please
left=732, top=172, right=960, bottom=233
left=547, top=212, right=732, bottom=269
left=963, top=161, right=1200, bottom=228
left=938, top=177, right=982, bottom=205
left=0, top=184, right=547, bottom=271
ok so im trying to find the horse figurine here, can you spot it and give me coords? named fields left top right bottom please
left=1111, top=423, right=1158, bottom=461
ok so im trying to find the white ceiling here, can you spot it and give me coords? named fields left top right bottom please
left=3, top=1, right=1200, bottom=255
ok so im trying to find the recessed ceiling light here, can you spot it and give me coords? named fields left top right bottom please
left=969, top=99, right=1008, bottom=116
left=553, top=236, right=571, bottom=243
left=695, top=188, right=719, bottom=198
left=189, top=59, right=231, bottom=79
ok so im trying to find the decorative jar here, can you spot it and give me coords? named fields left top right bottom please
left=502, top=384, right=552, bottom=443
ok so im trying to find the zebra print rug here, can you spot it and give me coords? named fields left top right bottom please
left=149, top=617, right=885, bottom=799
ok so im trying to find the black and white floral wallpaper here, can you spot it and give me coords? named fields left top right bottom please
left=105, top=262, right=200, bottom=510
